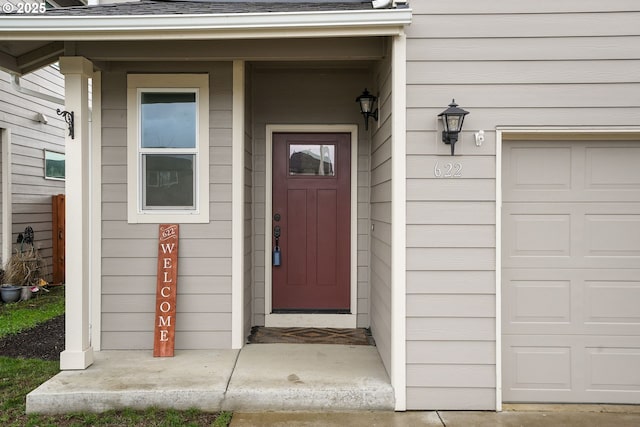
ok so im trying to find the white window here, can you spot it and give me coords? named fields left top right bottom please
left=44, top=150, right=65, bottom=180
left=127, top=74, right=209, bottom=223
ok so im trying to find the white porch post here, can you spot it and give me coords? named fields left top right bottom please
left=59, top=56, right=94, bottom=370
left=231, top=60, right=246, bottom=349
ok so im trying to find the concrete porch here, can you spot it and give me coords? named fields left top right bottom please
left=26, top=344, right=394, bottom=414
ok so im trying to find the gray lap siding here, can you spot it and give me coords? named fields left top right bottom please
left=100, top=63, right=233, bottom=350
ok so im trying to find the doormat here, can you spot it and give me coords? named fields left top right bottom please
left=247, top=327, right=375, bottom=346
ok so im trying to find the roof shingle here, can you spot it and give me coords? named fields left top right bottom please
left=40, top=1, right=375, bottom=16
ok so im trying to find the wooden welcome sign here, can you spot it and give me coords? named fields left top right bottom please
left=153, top=224, right=179, bottom=357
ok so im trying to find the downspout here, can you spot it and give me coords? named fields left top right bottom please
left=11, top=74, right=64, bottom=105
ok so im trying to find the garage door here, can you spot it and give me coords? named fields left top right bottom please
left=502, top=139, right=640, bottom=403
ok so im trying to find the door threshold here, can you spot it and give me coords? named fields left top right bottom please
left=265, top=313, right=357, bottom=328
left=272, top=309, right=350, bottom=315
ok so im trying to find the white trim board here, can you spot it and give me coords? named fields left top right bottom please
left=1, top=128, right=11, bottom=266
left=264, top=124, right=358, bottom=329
left=494, top=126, right=640, bottom=410
left=390, top=31, right=407, bottom=412
left=495, top=129, right=503, bottom=412
left=90, top=71, right=102, bottom=351
left=231, top=60, right=245, bottom=349
left=0, top=9, right=412, bottom=41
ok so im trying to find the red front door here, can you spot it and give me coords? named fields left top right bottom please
left=272, top=132, right=351, bottom=312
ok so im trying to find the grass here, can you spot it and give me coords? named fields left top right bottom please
left=0, top=356, right=60, bottom=426
left=0, top=286, right=65, bottom=338
left=0, top=286, right=233, bottom=426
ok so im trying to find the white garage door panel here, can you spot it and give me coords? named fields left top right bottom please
left=503, top=269, right=640, bottom=336
left=503, top=335, right=640, bottom=403
left=505, top=145, right=573, bottom=192
left=503, top=203, right=640, bottom=269
left=585, top=214, right=640, bottom=256
left=502, top=139, right=640, bottom=404
left=585, top=279, right=640, bottom=327
left=585, top=146, right=640, bottom=190
left=505, top=276, right=572, bottom=326
left=503, top=141, right=640, bottom=202
left=587, top=346, right=640, bottom=392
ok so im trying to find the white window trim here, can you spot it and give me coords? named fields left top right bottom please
left=127, top=74, right=209, bottom=223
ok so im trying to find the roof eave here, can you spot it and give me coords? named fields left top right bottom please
left=0, top=8, right=413, bottom=40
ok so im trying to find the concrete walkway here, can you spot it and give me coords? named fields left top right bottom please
left=230, top=406, right=640, bottom=427
left=222, top=343, right=394, bottom=411
left=26, top=346, right=640, bottom=425
left=26, top=344, right=394, bottom=414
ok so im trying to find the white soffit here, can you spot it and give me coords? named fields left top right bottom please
left=0, top=9, right=412, bottom=40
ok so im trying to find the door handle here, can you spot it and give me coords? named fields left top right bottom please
left=273, top=225, right=281, bottom=266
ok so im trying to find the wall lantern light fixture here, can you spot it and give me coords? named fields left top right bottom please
left=356, top=88, right=378, bottom=130
left=437, top=99, right=469, bottom=155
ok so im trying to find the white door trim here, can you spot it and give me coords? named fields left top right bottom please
left=495, top=126, right=640, bottom=410
left=264, top=124, right=358, bottom=328
left=495, top=129, right=503, bottom=411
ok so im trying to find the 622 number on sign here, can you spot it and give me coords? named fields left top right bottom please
left=434, top=161, right=463, bottom=178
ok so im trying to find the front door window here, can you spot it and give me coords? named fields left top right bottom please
left=289, top=144, right=336, bottom=176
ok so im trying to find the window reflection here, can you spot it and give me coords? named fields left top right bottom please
left=141, top=92, right=196, bottom=148
left=289, top=144, right=335, bottom=176
left=143, top=154, right=195, bottom=208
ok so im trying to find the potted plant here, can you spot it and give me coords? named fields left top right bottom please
left=0, top=268, right=20, bottom=303
left=0, top=284, right=22, bottom=303
left=2, top=228, right=46, bottom=302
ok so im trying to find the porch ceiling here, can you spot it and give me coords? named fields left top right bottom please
left=0, top=41, right=64, bottom=75
left=0, top=1, right=411, bottom=75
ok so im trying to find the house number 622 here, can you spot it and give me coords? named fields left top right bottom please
left=434, top=161, right=463, bottom=178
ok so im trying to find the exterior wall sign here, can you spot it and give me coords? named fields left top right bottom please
left=433, top=161, right=463, bottom=178
left=153, top=224, right=179, bottom=357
